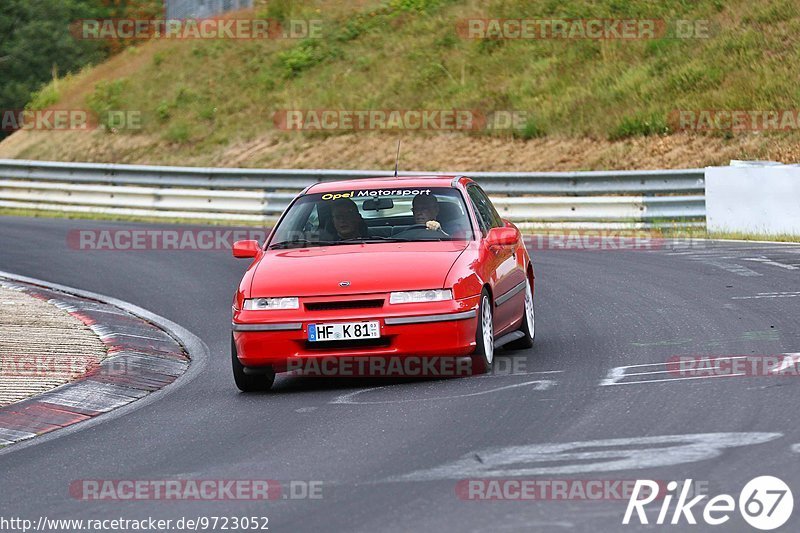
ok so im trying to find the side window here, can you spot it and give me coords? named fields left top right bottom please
left=468, top=185, right=503, bottom=235
left=474, top=186, right=503, bottom=228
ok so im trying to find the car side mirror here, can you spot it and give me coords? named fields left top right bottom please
left=232, top=240, right=260, bottom=258
left=486, top=227, right=518, bottom=248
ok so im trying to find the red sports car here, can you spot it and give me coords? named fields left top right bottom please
left=230, top=176, right=535, bottom=391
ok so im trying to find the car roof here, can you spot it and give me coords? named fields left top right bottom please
left=305, top=175, right=466, bottom=194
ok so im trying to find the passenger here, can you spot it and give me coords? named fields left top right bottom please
left=330, top=198, right=369, bottom=240
left=411, top=193, right=442, bottom=231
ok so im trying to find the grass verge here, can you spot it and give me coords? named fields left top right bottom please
left=1, top=0, right=799, bottom=167
left=3, top=207, right=798, bottom=243
left=0, top=207, right=273, bottom=227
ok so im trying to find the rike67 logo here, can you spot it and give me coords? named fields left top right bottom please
left=624, top=476, right=793, bottom=530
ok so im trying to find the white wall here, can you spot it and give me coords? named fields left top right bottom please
left=706, top=166, right=800, bottom=235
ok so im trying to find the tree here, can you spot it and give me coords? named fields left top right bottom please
left=0, top=0, right=161, bottom=139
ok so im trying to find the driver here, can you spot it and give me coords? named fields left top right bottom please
left=411, top=193, right=443, bottom=231
left=330, top=198, right=369, bottom=240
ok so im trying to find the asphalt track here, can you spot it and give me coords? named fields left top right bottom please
left=1, top=215, right=799, bottom=532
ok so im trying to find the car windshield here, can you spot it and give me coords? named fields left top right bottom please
left=268, top=186, right=475, bottom=249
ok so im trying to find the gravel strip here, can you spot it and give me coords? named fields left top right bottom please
left=0, top=286, right=107, bottom=406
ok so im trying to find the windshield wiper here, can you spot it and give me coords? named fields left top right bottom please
left=345, top=236, right=452, bottom=243
left=268, top=239, right=340, bottom=249
left=343, top=236, right=413, bottom=243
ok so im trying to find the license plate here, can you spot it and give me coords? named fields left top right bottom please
left=308, top=321, right=380, bottom=342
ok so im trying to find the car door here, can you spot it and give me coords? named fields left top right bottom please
left=466, top=185, right=526, bottom=334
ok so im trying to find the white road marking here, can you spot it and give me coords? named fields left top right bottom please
left=603, top=373, right=745, bottom=386
left=742, top=257, right=799, bottom=270
left=477, top=370, right=564, bottom=379
left=599, top=367, right=626, bottom=386
left=733, top=291, right=800, bottom=300
left=757, top=292, right=800, bottom=295
left=689, top=257, right=762, bottom=277
left=791, top=444, right=800, bottom=454
left=624, top=368, right=723, bottom=377
left=600, top=356, right=750, bottom=386
left=0, top=428, right=37, bottom=443
left=388, top=433, right=782, bottom=481
left=733, top=294, right=799, bottom=299
left=773, top=354, right=800, bottom=373
left=295, top=407, right=317, bottom=413
left=89, top=327, right=168, bottom=342
left=601, top=353, right=800, bottom=386
left=496, top=523, right=574, bottom=530
left=609, top=355, right=749, bottom=371
left=40, top=381, right=146, bottom=412
left=330, top=379, right=555, bottom=405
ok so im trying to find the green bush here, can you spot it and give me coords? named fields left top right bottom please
left=197, top=105, right=217, bottom=121
left=155, top=101, right=171, bottom=121
left=277, top=39, right=341, bottom=78
left=86, top=79, right=128, bottom=129
left=609, top=114, right=670, bottom=140
left=389, top=0, right=443, bottom=13
left=26, top=83, right=61, bottom=111
left=263, top=0, right=294, bottom=22
left=517, top=119, right=547, bottom=139
left=164, top=121, right=190, bottom=143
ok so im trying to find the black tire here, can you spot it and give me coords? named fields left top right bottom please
left=507, top=277, right=535, bottom=350
left=231, top=335, right=275, bottom=392
left=470, top=289, right=494, bottom=375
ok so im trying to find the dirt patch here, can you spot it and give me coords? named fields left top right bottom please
left=1, top=129, right=799, bottom=170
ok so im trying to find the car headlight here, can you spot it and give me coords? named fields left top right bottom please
left=389, top=289, right=453, bottom=304
left=243, top=297, right=299, bottom=310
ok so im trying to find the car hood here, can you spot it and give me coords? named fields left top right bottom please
left=250, top=241, right=469, bottom=297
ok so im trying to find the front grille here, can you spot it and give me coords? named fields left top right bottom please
left=305, top=299, right=384, bottom=311
left=304, top=338, right=391, bottom=350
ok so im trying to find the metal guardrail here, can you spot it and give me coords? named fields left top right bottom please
left=0, top=159, right=706, bottom=228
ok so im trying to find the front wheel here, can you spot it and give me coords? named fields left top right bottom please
left=231, top=335, right=275, bottom=392
left=507, top=279, right=534, bottom=350
left=470, top=290, right=494, bottom=374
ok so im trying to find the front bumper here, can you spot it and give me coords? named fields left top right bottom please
left=232, top=295, right=480, bottom=370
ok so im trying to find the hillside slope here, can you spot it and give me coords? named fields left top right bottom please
left=1, top=0, right=799, bottom=169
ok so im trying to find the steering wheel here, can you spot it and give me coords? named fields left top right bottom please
left=399, top=224, right=449, bottom=237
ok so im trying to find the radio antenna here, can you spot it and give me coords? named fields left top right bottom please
left=393, top=139, right=401, bottom=178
